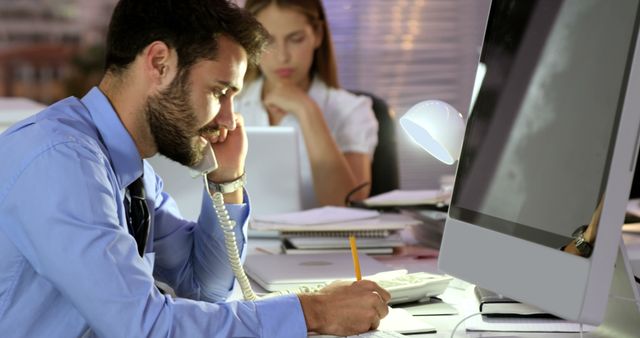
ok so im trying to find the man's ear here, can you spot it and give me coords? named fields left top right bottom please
left=143, top=41, right=176, bottom=87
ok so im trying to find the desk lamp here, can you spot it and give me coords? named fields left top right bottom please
left=399, top=100, right=465, bottom=165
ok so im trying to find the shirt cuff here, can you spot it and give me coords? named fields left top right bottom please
left=199, top=188, right=250, bottom=231
left=255, top=294, right=307, bottom=337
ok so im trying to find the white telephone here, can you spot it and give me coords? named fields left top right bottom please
left=191, top=143, right=258, bottom=301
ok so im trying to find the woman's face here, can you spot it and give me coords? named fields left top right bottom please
left=255, top=4, right=321, bottom=88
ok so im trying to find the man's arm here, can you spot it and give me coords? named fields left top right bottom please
left=6, top=143, right=306, bottom=337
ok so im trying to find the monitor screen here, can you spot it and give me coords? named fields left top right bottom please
left=450, top=0, right=638, bottom=253
left=439, top=0, right=640, bottom=326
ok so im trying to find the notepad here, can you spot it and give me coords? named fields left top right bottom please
left=377, top=308, right=436, bottom=334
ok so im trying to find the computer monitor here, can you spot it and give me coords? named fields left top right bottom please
left=438, top=0, right=640, bottom=333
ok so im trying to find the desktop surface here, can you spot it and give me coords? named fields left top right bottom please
left=245, top=231, right=640, bottom=337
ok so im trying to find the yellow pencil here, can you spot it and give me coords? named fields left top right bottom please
left=349, top=234, right=362, bottom=281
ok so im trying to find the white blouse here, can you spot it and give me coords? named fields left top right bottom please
left=234, top=76, right=379, bottom=208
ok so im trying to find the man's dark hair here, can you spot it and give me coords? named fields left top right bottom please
left=105, top=0, right=268, bottom=74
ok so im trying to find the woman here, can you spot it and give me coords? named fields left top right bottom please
left=236, top=0, right=379, bottom=208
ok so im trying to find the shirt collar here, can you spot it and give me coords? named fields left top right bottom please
left=81, top=87, right=143, bottom=190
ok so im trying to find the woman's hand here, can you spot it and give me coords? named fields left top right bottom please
left=263, top=83, right=318, bottom=122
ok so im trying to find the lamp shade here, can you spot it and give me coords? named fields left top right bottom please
left=399, top=100, right=465, bottom=165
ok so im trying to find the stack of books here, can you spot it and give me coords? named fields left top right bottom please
left=250, top=206, right=421, bottom=255
left=281, top=233, right=404, bottom=255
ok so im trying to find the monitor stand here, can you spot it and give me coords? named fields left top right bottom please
left=590, top=241, right=640, bottom=337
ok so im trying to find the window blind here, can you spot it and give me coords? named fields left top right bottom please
left=324, top=0, right=490, bottom=188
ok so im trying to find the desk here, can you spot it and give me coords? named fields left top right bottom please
left=245, top=232, right=640, bottom=338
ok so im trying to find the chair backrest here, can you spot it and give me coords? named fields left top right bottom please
left=349, top=90, right=400, bottom=196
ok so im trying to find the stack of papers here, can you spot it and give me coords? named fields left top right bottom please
left=282, top=234, right=404, bottom=255
left=250, top=206, right=420, bottom=234
left=250, top=206, right=421, bottom=255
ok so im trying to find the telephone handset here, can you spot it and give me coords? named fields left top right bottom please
left=189, top=144, right=218, bottom=177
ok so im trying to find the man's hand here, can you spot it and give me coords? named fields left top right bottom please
left=205, top=114, right=247, bottom=184
left=298, top=280, right=390, bottom=336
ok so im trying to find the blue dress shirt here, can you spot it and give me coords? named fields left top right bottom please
left=0, top=87, right=306, bottom=337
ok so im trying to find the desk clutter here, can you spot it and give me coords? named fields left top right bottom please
left=250, top=206, right=421, bottom=255
left=244, top=252, right=451, bottom=304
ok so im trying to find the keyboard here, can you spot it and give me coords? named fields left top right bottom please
left=368, top=271, right=452, bottom=305
left=266, top=270, right=452, bottom=305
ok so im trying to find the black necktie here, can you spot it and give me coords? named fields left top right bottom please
left=125, top=176, right=150, bottom=257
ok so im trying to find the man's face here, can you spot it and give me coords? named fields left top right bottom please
left=145, top=36, right=248, bottom=166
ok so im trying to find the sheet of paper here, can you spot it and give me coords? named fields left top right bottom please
left=465, top=315, right=597, bottom=332
left=363, top=189, right=450, bottom=207
left=250, top=213, right=420, bottom=232
left=377, top=307, right=436, bottom=334
left=253, top=206, right=379, bottom=225
left=394, top=297, right=458, bottom=316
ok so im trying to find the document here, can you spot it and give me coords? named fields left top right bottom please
left=250, top=212, right=420, bottom=233
left=253, top=206, right=379, bottom=225
left=377, top=307, right=436, bottom=334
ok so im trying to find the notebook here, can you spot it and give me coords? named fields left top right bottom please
left=245, top=126, right=303, bottom=218
left=244, top=252, right=391, bottom=291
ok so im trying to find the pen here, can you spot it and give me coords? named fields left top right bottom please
left=349, top=234, right=362, bottom=281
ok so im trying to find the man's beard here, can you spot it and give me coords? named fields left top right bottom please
left=145, top=70, right=205, bottom=167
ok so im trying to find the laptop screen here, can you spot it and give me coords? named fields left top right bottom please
left=245, top=126, right=303, bottom=218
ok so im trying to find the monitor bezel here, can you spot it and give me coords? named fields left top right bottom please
left=438, top=0, right=640, bottom=324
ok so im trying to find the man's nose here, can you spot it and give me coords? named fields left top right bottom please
left=214, top=97, right=236, bottom=130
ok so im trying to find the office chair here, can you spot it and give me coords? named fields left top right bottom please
left=349, top=90, right=400, bottom=197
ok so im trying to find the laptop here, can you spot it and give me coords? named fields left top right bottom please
left=244, top=252, right=391, bottom=291
left=245, top=126, right=303, bottom=218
